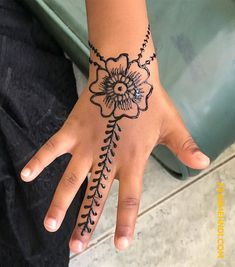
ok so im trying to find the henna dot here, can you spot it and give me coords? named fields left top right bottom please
left=114, top=82, right=127, bottom=95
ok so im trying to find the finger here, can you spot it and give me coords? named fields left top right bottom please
left=44, top=151, right=92, bottom=232
left=69, top=161, right=117, bottom=253
left=162, top=118, right=210, bottom=169
left=20, top=131, right=69, bottom=182
left=114, top=163, right=143, bottom=251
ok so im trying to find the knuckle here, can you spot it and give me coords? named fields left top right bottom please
left=61, top=115, right=83, bottom=141
left=62, top=172, right=78, bottom=189
left=44, top=138, right=56, bottom=152
left=181, top=136, right=199, bottom=153
left=32, top=155, right=43, bottom=167
left=124, top=144, right=141, bottom=163
left=50, top=202, right=66, bottom=214
left=116, top=224, right=132, bottom=236
left=120, top=197, right=139, bottom=210
left=63, top=114, right=82, bottom=129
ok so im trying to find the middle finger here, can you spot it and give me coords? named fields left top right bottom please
left=69, top=159, right=117, bottom=253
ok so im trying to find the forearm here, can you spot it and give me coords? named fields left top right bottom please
left=85, top=0, right=156, bottom=62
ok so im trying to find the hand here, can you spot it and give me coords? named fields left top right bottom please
left=20, top=34, right=210, bottom=253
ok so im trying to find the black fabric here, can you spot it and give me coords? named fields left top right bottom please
left=0, top=0, right=88, bottom=266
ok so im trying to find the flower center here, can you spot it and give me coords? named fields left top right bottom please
left=113, top=82, right=128, bottom=95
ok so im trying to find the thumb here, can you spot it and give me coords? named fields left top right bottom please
left=161, top=121, right=210, bottom=170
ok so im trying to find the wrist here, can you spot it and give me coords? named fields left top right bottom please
left=87, top=26, right=157, bottom=76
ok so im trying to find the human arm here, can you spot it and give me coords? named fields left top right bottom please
left=20, top=0, right=210, bottom=253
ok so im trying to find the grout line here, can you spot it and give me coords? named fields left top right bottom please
left=70, top=153, right=235, bottom=259
left=137, top=154, right=235, bottom=218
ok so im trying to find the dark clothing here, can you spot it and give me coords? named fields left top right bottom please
left=0, top=0, right=88, bottom=266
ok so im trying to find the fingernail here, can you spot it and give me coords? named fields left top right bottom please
left=45, top=217, right=57, bottom=229
left=21, top=167, right=31, bottom=178
left=194, top=151, right=210, bottom=165
left=76, top=240, right=84, bottom=252
left=118, top=237, right=129, bottom=250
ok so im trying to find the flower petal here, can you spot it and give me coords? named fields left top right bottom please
left=90, top=94, right=115, bottom=117
left=126, top=61, right=149, bottom=85
left=89, top=69, right=109, bottom=94
left=106, top=54, right=128, bottom=75
left=136, top=82, right=153, bottom=111
left=114, top=101, right=139, bottom=119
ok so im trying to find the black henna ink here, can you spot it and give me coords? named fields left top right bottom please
left=141, top=52, right=157, bottom=67
left=77, top=119, right=121, bottom=236
left=77, top=24, right=156, bottom=236
left=137, top=24, right=151, bottom=61
left=88, top=40, right=106, bottom=63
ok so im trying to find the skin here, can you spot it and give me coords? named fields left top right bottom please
left=20, top=0, right=210, bottom=254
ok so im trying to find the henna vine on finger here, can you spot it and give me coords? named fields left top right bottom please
left=77, top=24, right=156, bottom=236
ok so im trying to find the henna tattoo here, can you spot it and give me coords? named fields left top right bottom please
left=141, top=52, right=157, bottom=67
left=77, top=24, right=156, bottom=236
left=88, top=41, right=106, bottom=64
left=77, top=119, right=121, bottom=235
left=137, top=24, right=151, bottom=61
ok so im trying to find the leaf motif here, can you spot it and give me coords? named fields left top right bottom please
left=97, top=191, right=102, bottom=198
left=105, top=166, right=111, bottom=172
left=98, top=161, right=105, bottom=167
left=99, top=153, right=106, bottom=159
left=112, top=141, right=117, bottom=148
left=101, top=145, right=109, bottom=151
left=117, top=124, right=122, bottom=132
left=89, top=185, right=97, bottom=191
left=114, top=131, right=120, bottom=141
left=102, top=173, right=108, bottom=180
left=77, top=222, right=86, bottom=227
left=110, top=149, right=115, bottom=157
left=92, top=209, right=98, bottom=216
left=100, top=183, right=106, bottom=189
left=94, top=198, right=100, bottom=207
left=107, top=157, right=112, bottom=164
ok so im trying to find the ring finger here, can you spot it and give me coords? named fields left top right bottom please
left=114, top=163, right=144, bottom=250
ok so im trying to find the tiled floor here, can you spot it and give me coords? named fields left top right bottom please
left=70, top=66, right=235, bottom=267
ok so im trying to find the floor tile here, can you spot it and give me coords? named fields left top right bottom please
left=70, top=157, right=235, bottom=267
left=70, top=65, right=235, bottom=263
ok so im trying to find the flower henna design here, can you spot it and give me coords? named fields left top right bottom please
left=89, top=54, right=153, bottom=119
left=77, top=24, right=156, bottom=236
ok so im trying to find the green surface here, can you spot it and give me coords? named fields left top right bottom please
left=22, top=0, right=235, bottom=179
